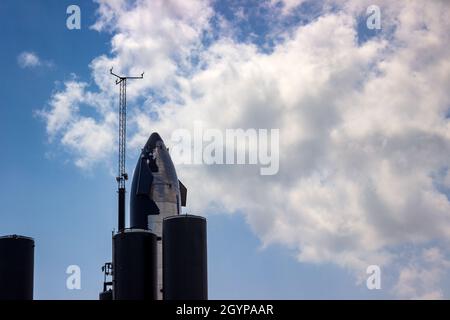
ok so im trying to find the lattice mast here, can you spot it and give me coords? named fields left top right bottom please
left=110, top=68, right=144, bottom=231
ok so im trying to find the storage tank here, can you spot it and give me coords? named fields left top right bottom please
left=163, top=215, right=207, bottom=300
left=99, top=290, right=113, bottom=300
left=0, top=235, right=34, bottom=300
left=112, top=229, right=157, bottom=300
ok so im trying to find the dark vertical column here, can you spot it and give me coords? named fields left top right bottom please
left=118, top=188, right=125, bottom=231
left=163, top=215, right=208, bottom=300
left=0, top=235, right=34, bottom=300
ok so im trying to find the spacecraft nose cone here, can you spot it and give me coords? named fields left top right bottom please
left=143, top=132, right=163, bottom=153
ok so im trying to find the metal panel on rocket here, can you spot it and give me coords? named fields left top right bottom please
left=163, top=215, right=208, bottom=300
left=0, top=235, right=34, bottom=300
left=113, top=229, right=157, bottom=300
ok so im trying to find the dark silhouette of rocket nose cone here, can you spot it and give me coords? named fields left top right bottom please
left=143, top=132, right=163, bottom=152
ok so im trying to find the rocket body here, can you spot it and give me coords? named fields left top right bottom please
left=130, top=132, right=186, bottom=299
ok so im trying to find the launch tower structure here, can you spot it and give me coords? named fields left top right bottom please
left=110, top=67, right=144, bottom=231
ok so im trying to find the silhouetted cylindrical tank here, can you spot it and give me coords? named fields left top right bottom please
left=163, top=215, right=207, bottom=300
left=113, top=229, right=157, bottom=300
left=99, top=290, right=113, bottom=300
left=0, top=235, right=34, bottom=300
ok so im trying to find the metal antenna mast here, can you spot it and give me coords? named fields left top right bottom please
left=110, top=67, right=144, bottom=231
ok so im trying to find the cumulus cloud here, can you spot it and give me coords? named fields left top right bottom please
left=18, top=51, right=52, bottom=68
left=393, top=248, right=450, bottom=299
left=18, top=51, right=41, bottom=68
left=39, top=0, right=450, bottom=298
left=37, top=79, right=115, bottom=169
left=271, top=0, right=308, bottom=15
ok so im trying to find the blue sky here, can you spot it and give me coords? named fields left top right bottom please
left=1, top=0, right=450, bottom=300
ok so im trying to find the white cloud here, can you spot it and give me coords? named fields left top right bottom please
left=393, top=248, right=450, bottom=299
left=18, top=51, right=53, bottom=68
left=271, top=0, right=308, bottom=15
left=37, top=80, right=115, bottom=169
left=40, top=0, right=450, bottom=298
left=41, top=81, right=87, bottom=135
left=61, top=116, right=115, bottom=169
left=18, top=51, right=41, bottom=68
